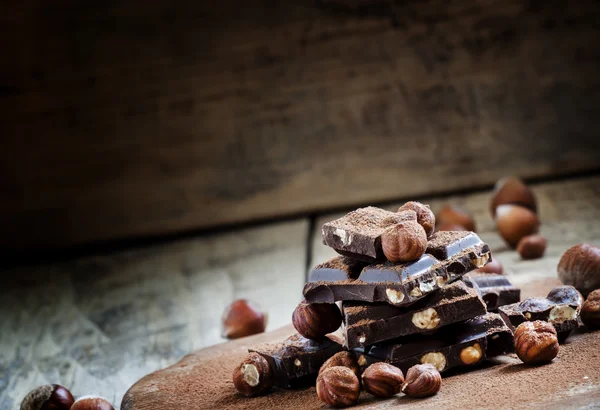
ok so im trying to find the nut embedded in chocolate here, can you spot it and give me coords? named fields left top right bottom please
left=20, top=384, right=74, bottom=410
left=232, top=353, right=274, bottom=397
left=557, top=244, right=600, bottom=297
left=398, top=201, right=436, bottom=238
left=517, top=234, right=547, bottom=260
left=402, top=364, right=442, bottom=398
left=411, top=308, right=441, bottom=330
left=362, top=362, right=404, bottom=398
left=316, top=366, right=360, bottom=407
left=381, top=220, right=427, bottom=263
left=292, top=300, right=342, bottom=341
left=581, top=289, right=600, bottom=327
left=459, top=343, right=483, bottom=365
left=420, top=352, right=447, bottom=372
left=514, top=321, right=559, bottom=365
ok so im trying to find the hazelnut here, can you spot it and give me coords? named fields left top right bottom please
left=361, top=362, right=404, bottom=398
left=490, top=177, right=537, bottom=217
left=20, top=384, right=74, bottom=410
left=292, top=300, right=342, bottom=341
left=232, top=353, right=274, bottom=397
left=517, top=234, right=547, bottom=259
left=412, top=308, right=440, bottom=330
left=581, top=289, right=600, bottom=327
left=319, top=351, right=360, bottom=377
left=398, top=201, right=435, bottom=238
left=221, top=299, right=267, bottom=339
left=385, top=288, right=405, bottom=305
left=316, top=366, right=360, bottom=407
left=557, top=244, right=600, bottom=297
left=381, top=221, right=427, bottom=263
left=436, top=204, right=476, bottom=232
left=71, top=396, right=114, bottom=410
left=495, top=204, right=540, bottom=247
left=459, top=343, right=483, bottom=365
left=420, top=352, right=447, bottom=372
left=514, top=321, right=559, bottom=364
left=402, top=364, right=442, bottom=398
left=473, top=258, right=503, bottom=275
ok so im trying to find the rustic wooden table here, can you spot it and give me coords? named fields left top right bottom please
left=1, top=175, right=599, bottom=409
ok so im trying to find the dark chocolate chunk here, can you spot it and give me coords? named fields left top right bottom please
left=358, top=313, right=513, bottom=374
left=308, top=256, right=367, bottom=282
left=498, top=285, right=583, bottom=341
left=427, top=231, right=484, bottom=260
left=304, top=232, right=491, bottom=306
left=343, top=281, right=487, bottom=349
left=249, top=333, right=343, bottom=389
left=321, top=207, right=417, bottom=262
left=464, top=273, right=521, bottom=311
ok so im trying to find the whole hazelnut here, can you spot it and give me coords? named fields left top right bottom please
left=71, top=396, right=114, bottom=410
left=436, top=204, right=476, bottom=232
left=232, top=352, right=273, bottom=397
left=581, top=289, right=600, bottom=328
left=517, top=235, right=547, bottom=260
left=316, top=366, right=360, bottom=407
left=362, top=362, right=404, bottom=398
left=495, top=204, right=540, bottom=247
left=319, top=351, right=360, bottom=377
left=381, top=221, right=427, bottom=263
left=490, top=177, right=537, bottom=217
left=20, top=384, right=74, bottom=410
left=221, top=299, right=267, bottom=339
left=398, top=202, right=435, bottom=238
left=557, top=244, right=600, bottom=297
left=292, top=300, right=342, bottom=341
left=473, top=258, right=503, bottom=275
left=514, top=321, right=559, bottom=364
left=402, top=364, right=442, bottom=398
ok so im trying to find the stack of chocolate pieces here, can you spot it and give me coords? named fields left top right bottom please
left=241, top=203, right=523, bottom=393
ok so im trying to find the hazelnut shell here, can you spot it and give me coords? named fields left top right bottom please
left=517, top=234, right=547, bottom=260
left=362, top=362, right=404, bottom=398
left=490, top=177, right=537, bottom=216
left=398, top=201, right=435, bottom=238
left=292, top=300, right=342, bottom=341
left=495, top=204, right=540, bottom=247
left=402, top=364, right=442, bottom=398
left=557, top=244, right=600, bottom=297
left=221, top=299, right=267, bottom=339
left=20, top=384, right=74, bottom=410
left=381, top=220, right=427, bottom=263
left=436, top=205, right=476, bottom=232
left=316, top=366, right=360, bottom=407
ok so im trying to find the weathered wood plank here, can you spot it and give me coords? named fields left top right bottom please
left=1, top=1, right=600, bottom=252
left=0, top=219, right=308, bottom=409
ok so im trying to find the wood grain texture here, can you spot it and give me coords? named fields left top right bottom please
left=2, top=0, right=600, bottom=252
left=0, top=219, right=308, bottom=409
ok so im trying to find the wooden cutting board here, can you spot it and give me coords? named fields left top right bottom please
left=121, top=277, right=600, bottom=410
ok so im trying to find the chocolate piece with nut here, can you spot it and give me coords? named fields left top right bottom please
left=249, top=333, right=343, bottom=389
left=304, top=231, right=491, bottom=306
left=357, top=313, right=513, bottom=374
left=464, top=273, right=521, bottom=311
left=321, top=207, right=418, bottom=262
left=498, top=285, right=583, bottom=342
left=343, top=281, right=487, bottom=349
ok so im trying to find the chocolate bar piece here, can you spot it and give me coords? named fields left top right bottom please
left=321, top=207, right=417, bottom=262
left=498, top=286, right=583, bottom=341
left=304, top=231, right=491, bottom=307
left=464, top=273, right=520, bottom=311
left=343, top=281, right=487, bottom=349
left=357, top=313, right=513, bottom=374
left=249, top=333, right=343, bottom=389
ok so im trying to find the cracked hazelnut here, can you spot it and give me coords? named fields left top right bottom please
left=581, top=289, right=600, bottom=327
left=20, top=384, right=74, bottom=410
left=460, top=343, right=483, bottom=365
left=557, top=244, right=600, bottom=297
left=420, top=352, right=447, bottom=372
left=221, top=299, right=267, bottom=339
left=436, top=204, right=476, bottom=232
left=495, top=204, right=540, bottom=248
left=490, top=177, right=537, bottom=217
left=292, top=300, right=342, bottom=341
left=316, top=366, right=360, bottom=407
left=412, top=308, right=440, bottom=330
left=362, top=362, right=404, bottom=398
left=517, top=234, right=547, bottom=260
left=71, top=396, right=114, bottom=410
left=381, top=220, right=427, bottom=263
left=514, top=321, right=559, bottom=364
left=319, top=351, right=360, bottom=377
left=398, top=202, right=435, bottom=238
left=402, top=364, right=442, bottom=398
left=232, top=353, right=274, bottom=397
